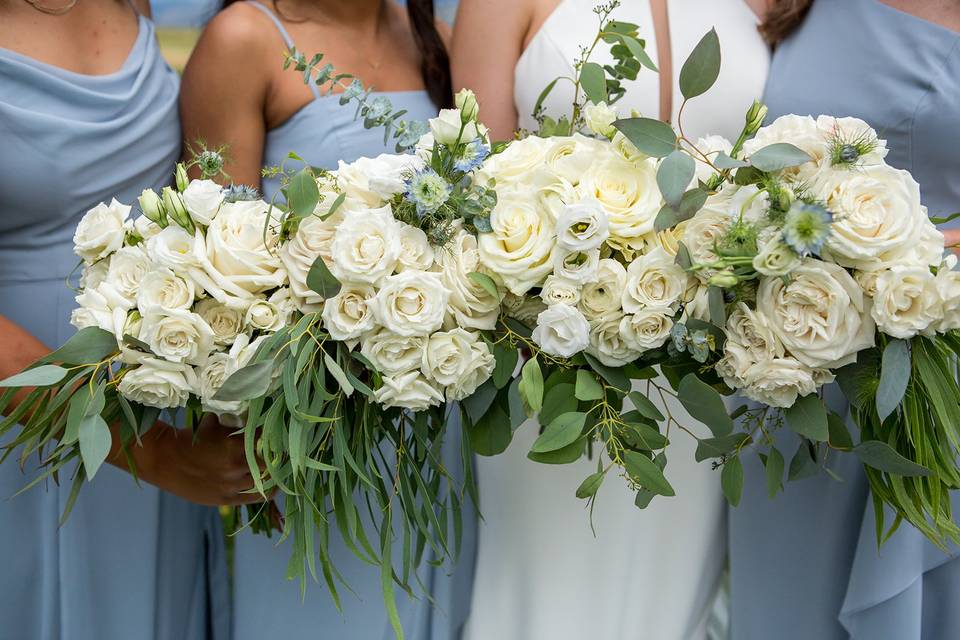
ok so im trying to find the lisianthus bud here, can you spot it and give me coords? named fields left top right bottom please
left=161, top=186, right=195, bottom=233
left=175, top=163, right=189, bottom=192
left=138, top=188, right=168, bottom=228
left=455, top=89, right=479, bottom=122
left=124, top=309, right=143, bottom=338
left=707, top=271, right=739, bottom=288
left=745, top=100, right=768, bottom=136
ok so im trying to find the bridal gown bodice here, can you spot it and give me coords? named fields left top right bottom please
left=462, top=2, right=769, bottom=639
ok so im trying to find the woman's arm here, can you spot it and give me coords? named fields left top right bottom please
left=179, top=5, right=271, bottom=187
left=451, top=0, right=534, bottom=141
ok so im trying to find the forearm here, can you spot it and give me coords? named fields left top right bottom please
left=0, top=315, right=52, bottom=413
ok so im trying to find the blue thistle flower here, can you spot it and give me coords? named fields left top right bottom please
left=453, top=137, right=491, bottom=173
left=404, top=168, right=452, bottom=215
left=221, top=184, right=261, bottom=203
left=782, top=202, right=832, bottom=257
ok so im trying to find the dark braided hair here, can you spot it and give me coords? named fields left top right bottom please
left=222, top=0, right=452, bottom=108
left=759, top=0, right=814, bottom=46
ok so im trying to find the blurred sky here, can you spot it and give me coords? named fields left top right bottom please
left=151, top=0, right=460, bottom=27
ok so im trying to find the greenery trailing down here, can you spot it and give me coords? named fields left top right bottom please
left=218, top=314, right=470, bottom=636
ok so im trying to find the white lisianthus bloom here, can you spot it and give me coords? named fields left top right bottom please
left=429, top=108, right=485, bottom=146
left=146, top=224, right=206, bottom=273
left=70, top=287, right=128, bottom=337
left=136, top=267, right=195, bottom=312
left=741, top=357, right=822, bottom=409
left=682, top=206, right=732, bottom=282
left=475, top=135, right=549, bottom=187
left=245, top=299, right=284, bottom=332
left=620, top=307, right=674, bottom=352
left=455, top=88, right=479, bottom=120
left=360, top=328, right=425, bottom=375
left=181, top=179, right=224, bottom=225
left=140, top=309, right=216, bottom=365
left=321, top=283, right=377, bottom=341
left=532, top=303, right=590, bottom=358
left=372, top=270, right=450, bottom=337
left=816, top=165, right=927, bottom=270
left=587, top=311, right=641, bottom=367
left=502, top=292, right=547, bottom=326
left=330, top=205, right=402, bottom=285
left=200, top=200, right=286, bottom=301
left=757, top=259, right=875, bottom=368
left=578, top=155, right=661, bottom=246
left=74, top=199, right=130, bottom=263
left=622, top=247, right=688, bottom=312
left=435, top=228, right=500, bottom=330
left=552, top=248, right=600, bottom=285
left=742, top=114, right=825, bottom=179
left=395, top=224, right=435, bottom=272
left=937, top=256, right=960, bottom=332
left=815, top=115, right=888, bottom=166
left=118, top=357, right=197, bottom=409
left=693, top=135, right=734, bottom=184
left=871, top=265, right=943, bottom=339
left=103, top=245, right=151, bottom=305
left=422, top=329, right=495, bottom=401
left=195, top=298, right=244, bottom=345
left=374, top=370, right=444, bottom=410
left=555, top=199, right=610, bottom=252
left=543, top=134, right=602, bottom=185
left=540, top=275, right=581, bottom=306
left=583, top=101, right=618, bottom=138
left=477, top=194, right=556, bottom=294
left=279, top=205, right=347, bottom=312
left=753, top=237, right=802, bottom=276
left=579, top=258, right=627, bottom=318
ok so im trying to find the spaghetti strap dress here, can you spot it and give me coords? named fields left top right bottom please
left=230, top=4, right=476, bottom=639
left=0, top=14, right=229, bottom=640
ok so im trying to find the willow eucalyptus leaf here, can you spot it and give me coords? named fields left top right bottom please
left=44, top=327, right=118, bottom=366
left=0, top=364, right=68, bottom=388
left=215, top=361, right=274, bottom=401
left=854, top=440, right=933, bottom=477
left=576, top=471, right=605, bottom=499
left=876, top=339, right=910, bottom=421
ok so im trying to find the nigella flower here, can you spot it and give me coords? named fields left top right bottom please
left=782, top=201, right=832, bottom=257
left=196, top=150, right=224, bottom=177
left=453, top=137, right=491, bottom=173
left=404, top=168, right=452, bottom=215
left=222, top=184, right=261, bottom=203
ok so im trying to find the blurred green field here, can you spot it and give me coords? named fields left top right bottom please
left=157, top=27, right=201, bottom=73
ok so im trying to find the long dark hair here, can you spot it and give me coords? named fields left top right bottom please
left=759, top=0, right=814, bottom=46
left=222, top=0, right=452, bottom=108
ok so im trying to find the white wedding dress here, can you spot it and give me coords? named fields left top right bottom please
left=462, top=2, right=769, bottom=639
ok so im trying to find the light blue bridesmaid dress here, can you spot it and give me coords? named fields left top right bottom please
left=0, top=14, right=229, bottom=640
left=231, top=4, right=476, bottom=639
left=729, top=1, right=960, bottom=638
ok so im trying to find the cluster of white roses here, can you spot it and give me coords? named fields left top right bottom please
left=709, top=115, right=960, bottom=407
left=71, top=180, right=291, bottom=414
left=474, top=130, right=700, bottom=367
left=281, top=150, right=496, bottom=411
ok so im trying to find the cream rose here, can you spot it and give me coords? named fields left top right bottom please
left=694, top=135, right=733, bottom=184
left=872, top=265, right=943, bottom=339
left=146, top=225, right=207, bottom=274
left=741, top=357, right=822, bottom=409
left=422, top=328, right=494, bottom=399
left=543, top=135, right=602, bottom=185
left=435, top=229, right=501, bottom=331
left=321, top=283, right=376, bottom=341
left=372, top=270, right=450, bottom=336
left=118, top=357, right=197, bottom=409
left=622, top=247, right=688, bottom=312
left=476, top=135, right=549, bottom=187
left=757, top=259, right=875, bottom=368
left=396, top=224, right=435, bottom=272
left=620, top=307, right=674, bottom=352
left=279, top=206, right=346, bottom=311
left=182, top=179, right=223, bottom=225
left=245, top=299, right=284, bottom=332
left=502, top=293, right=547, bottom=326
left=103, top=245, right=152, bottom=305
left=587, top=311, right=641, bottom=366
left=532, top=303, right=590, bottom=358
left=742, top=114, right=824, bottom=179
left=195, top=298, right=244, bottom=345
left=478, top=194, right=555, bottom=294
left=330, top=205, right=402, bottom=285
left=136, top=267, right=196, bottom=312
left=70, top=287, right=128, bottom=337
left=579, top=258, right=627, bottom=318
left=74, top=199, right=130, bottom=263
left=198, top=334, right=265, bottom=414
left=682, top=207, right=732, bottom=281
left=360, top=328, right=426, bottom=376
left=140, top=309, right=216, bottom=365
left=578, top=154, right=661, bottom=245
left=374, top=370, right=443, bottom=410
left=937, top=256, right=960, bottom=332
left=540, top=275, right=581, bottom=306
left=753, top=237, right=802, bottom=277
left=583, top=101, right=617, bottom=138
left=429, top=108, right=484, bottom=145
left=337, top=153, right=424, bottom=205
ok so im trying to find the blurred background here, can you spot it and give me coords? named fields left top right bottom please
left=154, top=0, right=460, bottom=72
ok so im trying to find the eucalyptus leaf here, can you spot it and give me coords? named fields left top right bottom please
left=287, top=169, right=320, bottom=218
left=463, top=378, right=498, bottom=423
left=788, top=441, right=820, bottom=481
left=854, top=440, right=933, bottom=477
left=519, top=357, right=544, bottom=414
left=492, top=344, right=519, bottom=389
left=749, top=143, right=813, bottom=172
left=657, top=151, right=696, bottom=207
left=765, top=447, right=785, bottom=498
left=677, top=374, right=732, bottom=437
left=707, top=286, right=726, bottom=327
left=827, top=411, right=854, bottom=450
left=583, top=352, right=631, bottom=391
left=580, top=62, right=607, bottom=104
left=214, top=361, right=274, bottom=401
left=574, top=369, right=604, bottom=401
left=876, top=339, right=910, bottom=421
left=627, top=391, right=665, bottom=422
left=576, top=471, right=605, bottom=499
left=784, top=394, right=829, bottom=441
left=527, top=436, right=585, bottom=464
left=679, top=28, right=721, bottom=100
left=469, top=401, right=512, bottom=456
left=695, top=433, right=751, bottom=462
left=612, top=117, right=678, bottom=158
left=540, top=383, right=578, bottom=426
left=45, top=327, right=118, bottom=365
left=79, top=413, right=111, bottom=480
left=530, top=412, right=586, bottom=453
left=721, top=456, right=743, bottom=506
left=0, top=364, right=68, bottom=388
left=714, top=152, right=748, bottom=169
left=623, top=451, right=675, bottom=496
left=467, top=271, right=502, bottom=301
left=324, top=354, right=355, bottom=397
left=306, top=256, right=342, bottom=299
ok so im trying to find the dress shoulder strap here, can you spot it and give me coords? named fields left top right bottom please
left=244, top=1, right=320, bottom=98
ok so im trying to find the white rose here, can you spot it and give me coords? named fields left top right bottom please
left=70, top=287, right=128, bottom=337
left=622, top=247, right=688, bottom=312
left=532, top=174, right=580, bottom=224
left=74, top=199, right=130, bottom=263
left=372, top=270, right=450, bottom=337
left=578, top=154, right=661, bottom=246
left=267, top=287, right=296, bottom=328
left=620, top=307, right=674, bottom=352
left=446, top=341, right=495, bottom=401
left=360, top=328, right=425, bottom=375
left=579, top=258, right=627, bottom=318
left=937, top=256, right=960, bottom=332
left=478, top=194, right=556, bottom=295
left=742, top=114, right=824, bottom=180
left=429, top=108, right=484, bottom=146
left=279, top=205, right=347, bottom=312
left=871, top=265, right=943, bottom=339
left=694, top=135, right=733, bottom=184
left=136, top=267, right=195, bottom=312
left=435, top=229, right=501, bottom=331
left=587, top=311, right=641, bottom=366
left=455, top=88, right=479, bottom=120
left=321, top=283, right=377, bottom=341
left=757, top=259, right=875, bottom=368
left=199, top=200, right=286, bottom=302
left=396, top=224, right=435, bottom=272
left=132, top=214, right=163, bottom=242
left=330, top=205, right=402, bottom=285
left=422, top=329, right=495, bottom=401
left=552, top=248, right=600, bottom=285
left=816, top=165, right=928, bottom=270
left=682, top=206, right=732, bottom=282
left=337, top=154, right=425, bottom=205
left=476, top=136, right=549, bottom=187
left=103, top=245, right=152, bottom=305
left=682, top=284, right=712, bottom=322
left=374, top=370, right=444, bottom=410
left=725, top=302, right=785, bottom=361
left=540, top=275, right=581, bottom=306
left=140, top=309, right=216, bottom=365
left=245, top=299, right=284, bottom=332
left=741, top=357, right=822, bottom=409
left=195, top=298, right=244, bottom=345
left=555, top=199, right=609, bottom=252
left=583, top=101, right=618, bottom=138
left=80, top=257, right=111, bottom=291
left=532, top=303, right=590, bottom=358
left=182, top=179, right=224, bottom=225
left=146, top=225, right=206, bottom=274
left=611, top=130, right=647, bottom=164
left=118, top=357, right=197, bottom=409
left=753, top=237, right=801, bottom=276
left=543, top=135, right=602, bottom=184
left=198, top=333, right=265, bottom=414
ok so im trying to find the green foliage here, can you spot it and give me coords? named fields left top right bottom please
left=784, top=394, right=829, bottom=442
left=721, top=456, right=743, bottom=506
left=531, top=412, right=587, bottom=453
left=679, top=28, right=721, bottom=100
left=306, top=256, right=342, bottom=300
left=876, top=339, right=910, bottom=421
left=677, top=374, right=732, bottom=437
left=656, top=150, right=696, bottom=207
left=612, top=117, right=678, bottom=158
left=286, top=169, right=321, bottom=218
left=0, top=364, right=68, bottom=388
left=747, top=143, right=813, bottom=172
